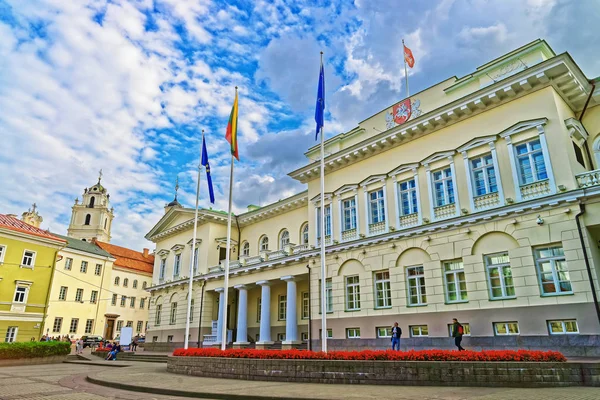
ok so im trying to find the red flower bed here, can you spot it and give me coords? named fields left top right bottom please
left=172, top=348, right=566, bottom=362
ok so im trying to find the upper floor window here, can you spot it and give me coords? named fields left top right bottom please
left=515, top=139, right=547, bottom=185
left=535, top=246, right=572, bottom=295
left=485, top=253, right=515, bottom=300
left=374, top=270, right=391, bottom=308
left=278, top=295, right=287, bottom=320
left=259, top=236, right=269, bottom=252
left=22, top=250, right=36, bottom=268
left=432, top=167, right=454, bottom=207
left=80, top=261, right=88, bottom=273
left=193, top=247, right=199, bottom=275
left=84, top=214, right=91, bottom=225
left=142, top=281, right=147, bottom=290
left=89, top=196, right=95, bottom=207
left=368, top=189, right=386, bottom=224
left=301, top=223, right=309, bottom=245
left=470, top=154, right=498, bottom=196
left=94, top=264, right=102, bottom=276
left=342, top=198, right=357, bottom=231
left=13, top=286, right=28, bottom=303
left=0, top=245, right=5, bottom=264
left=279, top=230, right=290, bottom=249
left=242, top=242, right=250, bottom=256
left=398, top=179, right=418, bottom=215
left=316, top=206, right=331, bottom=238
left=159, top=259, right=166, bottom=280
left=170, top=302, right=177, bottom=324
left=133, top=280, right=138, bottom=289
left=123, top=278, right=129, bottom=287
left=173, top=254, right=181, bottom=277
left=64, top=258, right=73, bottom=270
left=114, top=276, right=120, bottom=286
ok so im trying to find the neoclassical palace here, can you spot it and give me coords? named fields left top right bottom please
left=145, top=40, right=600, bottom=355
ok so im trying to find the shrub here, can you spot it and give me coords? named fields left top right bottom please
left=0, top=341, right=71, bottom=360
left=172, top=348, right=566, bottom=362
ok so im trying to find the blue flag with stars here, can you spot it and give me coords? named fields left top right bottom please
left=315, top=59, right=325, bottom=140
left=201, top=136, right=215, bottom=204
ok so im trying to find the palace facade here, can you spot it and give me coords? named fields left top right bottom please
left=145, top=40, right=600, bottom=355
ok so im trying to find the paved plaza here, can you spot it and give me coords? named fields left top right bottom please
left=0, top=360, right=599, bottom=400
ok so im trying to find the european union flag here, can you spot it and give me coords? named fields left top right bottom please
left=315, top=59, right=325, bottom=140
left=201, top=136, right=215, bottom=204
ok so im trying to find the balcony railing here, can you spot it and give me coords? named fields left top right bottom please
left=341, top=228, right=357, bottom=241
left=267, top=249, right=287, bottom=260
left=229, top=260, right=241, bottom=270
left=291, top=243, right=311, bottom=254
left=398, top=213, right=419, bottom=228
left=244, top=255, right=263, bottom=265
left=473, top=192, right=500, bottom=210
left=317, top=235, right=332, bottom=246
left=368, top=221, right=386, bottom=235
left=433, top=203, right=455, bottom=220
left=576, top=170, right=600, bottom=188
left=520, top=179, right=551, bottom=200
left=207, top=265, right=223, bottom=273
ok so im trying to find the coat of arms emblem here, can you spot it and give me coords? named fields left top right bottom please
left=385, top=98, right=423, bottom=129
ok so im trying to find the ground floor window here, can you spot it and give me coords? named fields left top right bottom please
left=409, top=325, right=428, bottom=337
left=152, top=336, right=158, bottom=342
left=301, top=332, right=309, bottom=341
left=548, top=320, right=578, bottom=335
left=69, top=318, right=79, bottom=334
left=277, top=333, right=286, bottom=341
left=376, top=327, right=392, bottom=338
left=53, top=317, right=63, bottom=333
left=126, top=321, right=133, bottom=328
left=85, top=319, right=94, bottom=334
left=319, top=328, right=333, bottom=338
left=447, top=323, right=470, bottom=336
left=493, top=322, right=519, bottom=335
left=136, top=321, right=143, bottom=332
left=167, top=335, right=173, bottom=342
left=116, top=320, right=123, bottom=332
left=346, top=328, right=360, bottom=339
left=5, top=326, right=17, bottom=343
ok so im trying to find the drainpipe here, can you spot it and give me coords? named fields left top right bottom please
left=306, top=264, right=311, bottom=351
left=575, top=203, right=600, bottom=326
left=196, top=280, right=205, bottom=347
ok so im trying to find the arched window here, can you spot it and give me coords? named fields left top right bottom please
left=242, top=241, right=250, bottom=256
left=114, top=277, right=120, bottom=286
left=123, top=278, right=129, bottom=287
left=260, top=236, right=269, bottom=251
left=279, top=230, right=290, bottom=249
left=89, top=196, right=95, bottom=208
left=133, top=280, right=138, bottom=289
left=84, top=214, right=91, bottom=225
left=301, top=223, right=309, bottom=245
left=142, top=281, right=147, bottom=290
left=104, top=218, right=107, bottom=229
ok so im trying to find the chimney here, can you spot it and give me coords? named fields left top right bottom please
left=143, top=248, right=149, bottom=257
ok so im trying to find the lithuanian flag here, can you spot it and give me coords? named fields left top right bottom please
left=225, top=89, right=239, bottom=160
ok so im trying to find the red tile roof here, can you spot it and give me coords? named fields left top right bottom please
left=95, top=240, right=154, bottom=274
left=0, top=214, right=66, bottom=243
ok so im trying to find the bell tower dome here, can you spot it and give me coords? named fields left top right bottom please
left=67, top=169, right=114, bottom=242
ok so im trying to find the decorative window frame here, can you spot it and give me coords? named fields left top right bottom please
left=171, top=244, right=184, bottom=279
left=334, top=184, right=360, bottom=242
left=499, top=118, right=556, bottom=201
left=157, top=249, right=170, bottom=282
left=0, top=244, right=6, bottom=264
left=21, top=249, right=36, bottom=269
left=421, top=151, right=460, bottom=221
left=311, top=193, right=333, bottom=245
left=565, top=117, right=590, bottom=169
left=279, top=229, right=290, bottom=250
left=388, top=163, right=422, bottom=229
left=359, top=174, right=389, bottom=236
left=241, top=241, right=250, bottom=256
left=13, top=280, right=32, bottom=305
left=457, top=135, right=505, bottom=211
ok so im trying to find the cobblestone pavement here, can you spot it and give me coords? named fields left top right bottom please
left=1, top=362, right=599, bottom=400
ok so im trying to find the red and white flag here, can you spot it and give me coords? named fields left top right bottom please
left=403, top=44, right=415, bottom=68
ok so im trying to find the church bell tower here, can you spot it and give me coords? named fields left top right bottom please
left=67, top=170, right=114, bottom=242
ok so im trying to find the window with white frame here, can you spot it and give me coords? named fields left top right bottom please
left=535, top=246, right=572, bottom=295
left=260, top=236, right=269, bottom=251
left=301, top=332, right=309, bottom=341
left=320, top=328, right=333, bottom=338
left=85, top=319, right=94, bottom=334
left=485, top=253, right=515, bottom=299
left=515, top=139, right=548, bottom=185
left=193, top=247, right=199, bottom=275
left=5, top=327, right=17, bottom=343
left=114, top=277, right=120, bottom=286
left=432, top=168, right=455, bottom=207
left=0, top=245, right=5, bottom=264
left=345, top=275, right=361, bottom=310
left=470, top=154, right=498, bottom=196
left=173, top=254, right=181, bottom=277
left=276, top=333, right=286, bottom=341
left=448, top=323, right=471, bottom=336
left=494, top=322, right=519, bottom=335
left=548, top=320, right=579, bottom=335
left=140, top=298, right=146, bottom=309
left=319, top=278, right=333, bottom=313
left=342, top=198, right=357, bottom=231
left=407, top=266, right=427, bottom=306
left=159, top=258, right=166, bottom=280
left=301, top=223, right=309, bottom=244
left=64, top=257, right=73, bottom=270
left=59, top=286, right=68, bottom=301
left=398, top=179, right=418, bottom=215
left=13, top=286, right=27, bottom=303
left=52, top=317, right=62, bottom=333
left=242, top=242, right=250, bottom=256
left=130, top=296, right=136, bottom=308
left=302, top=292, right=309, bottom=319
left=368, top=189, right=386, bottom=224
left=75, top=288, right=83, bottom=302
left=410, top=325, right=428, bottom=337
left=189, top=299, right=194, bottom=322
left=170, top=302, right=177, bottom=324
left=90, top=290, right=98, bottom=304
left=377, top=327, right=393, bottom=338
left=95, top=264, right=102, bottom=276
left=346, top=328, right=360, bottom=338
left=155, top=304, right=162, bottom=325
left=279, top=230, right=290, bottom=249
left=316, top=206, right=332, bottom=239
left=21, top=250, right=36, bottom=268
left=123, top=278, right=128, bottom=287
left=120, top=295, right=126, bottom=307
left=278, top=295, right=287, bottom=320
left=69, top=318, right=79, bottom=333
left=444, top=260, right=468, bottom=303
left=126, top=320, right=133, bottom=328
left=111, top=294, right=117, bottom=306
left=374, top=270, right=392, bottom=308
left=137, top=321, right=143, bottom=332
left=80, top=261, right=88, bottom=273
left=116, top=320, right=123, bottom=332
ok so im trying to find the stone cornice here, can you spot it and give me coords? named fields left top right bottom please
left=238, top=191, right=308, bottom=226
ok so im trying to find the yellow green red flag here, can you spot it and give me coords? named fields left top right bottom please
left=225, top=89, right=239, bottom=160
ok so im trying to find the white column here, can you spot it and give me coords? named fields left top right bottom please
left=489, top=142, right=505, bottom=206
left=281, top=276, right=298, bottom=343
left=504, top=136, right=522, bottom=201
left=215, top=287, right=225, bottom=344
left=413, top=168, right=423, bottom=225
left=382, top=181, right=389, bottom=233
left=392, top=176, right=400, bottom=229
left=257, top=280, right=272, bottom=344
left=449, top=157, right=461, bottom=217
left=363, top=186, right=369, bottom=235
left=537, top=125, right=556, bottom=194
left=354, top=192, right=360, bottom=240
left=424, top=164, right=435, bottom=220
left=234, top=285, right=248, bottom=344
left=462, top=151, right=475, bottom=211
left=337, top=196, right=343, bottom=241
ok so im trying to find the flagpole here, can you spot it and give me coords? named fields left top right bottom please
left=402, top=39, right=410, bottom=98
left=221, top=87, right=237, bottom=350
left=184, top=130, right=203, bottom=349
left=318, top=51, right=328, bottom=353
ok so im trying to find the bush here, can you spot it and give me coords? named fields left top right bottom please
left=0, top=341, right=71, bottom=360
left=172, top=348, right=566, bottom=362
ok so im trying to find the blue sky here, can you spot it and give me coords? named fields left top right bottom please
left=1, top=0, right=599, bottom=250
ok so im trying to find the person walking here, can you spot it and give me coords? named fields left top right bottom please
left=391, top=322, right=402, bottom=351
left=451, top=318, right=465, bottom=351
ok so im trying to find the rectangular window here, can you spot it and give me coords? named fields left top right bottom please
left=52, top=317, right=63, bottom=333
left=485, top=253, right=515, bottom=299
left=120, top=296, right=126, bottom=307
left=13, top=286, right=27, bottom=303
left=0, top=245, right=5, bottom=264
left=85, top=319, right=94, bottom=334
left=515, top=139, right=547, bottom=185
left=278, top=295, right=287, bottom=321
left=80, top=261, right=88, bottom=273
left=302, top=292, right=309, bottom=319
left=410, top=325, right=428, bottom=337
left=407, top=266, right=427, bottom=306
left=494, top=322, right=519, bottom=335
left=277, top=333, right=286, bottom=341
left=95, top=264, right=102, bottom=276
left=111, top=293, right=117, bottom=306
left=69, top=318, right=79, bottom=334
left=257, top=298, right=261, bottom=322
left=301, top=332, right=309, bottom=341
left=90, top=290, right=98, bottom=304
left=65, top=258, right=73, bottom=270
left=535, top=246, right=572, bottom=295
left=369, top=188, right=386, bottom=224
left=316, top=205, right=332, bottom=239
left=5, top=327, right=17, bottom=343
left=342, top=198, right=357, bottom=231
left=159, top=258, right=166, bottom=280
left=319, top=328, right=333, bottom=338
left=432, top=167, right=455, bottom=207
left=116, top=320, right=123, bottom=332
left=398, top=179, right=418, bottom=215
left=152, top=336, right=158, bottom=342
left=59, top=286, right=68, bottom=301
left=173, top=254, right=181, bottom=277
left=318, top=278, right=333, bottom=313
left=470, top=154, right=498, bottom=196
left=137, top=321, right=143, bottom=332
left=377, top=327, right=392, bottom=338
left=193, top=247, right=199, bottom=275
left=170, top=302, right=177, bottom=324
left=374, top=270, right=392, bottom=308
left=126, top=320, right=133, bottom=328
left=346, top=328, right=360, bottom=338
left=548, top=320, right=579, bottom=335
left=22, top=250, right=36, bottom=268
left=75, top=288, right=83, bottom=302
left=130, top=296, right=136, bottom=308
left=448, top=323, right=471, bottom=337
left=140, top=298, right=146, bottom=309
left=345, top=275, right=361, bottom=310
left=189, top=300, right=194, bottom=322
left=155, top=304, right=162, bottom=326
left=444, top=260, right=468, bottom=303
left=167, top=335, right=173, bottom=343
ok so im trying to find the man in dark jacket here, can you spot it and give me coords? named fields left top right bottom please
left=451, top=318, right=465, bottom=351
left=391, top=322, right=402, bottom=351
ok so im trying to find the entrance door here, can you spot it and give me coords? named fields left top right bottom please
left=105, top=319, right=115, bottom=340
